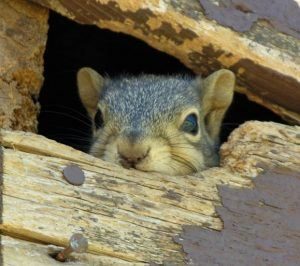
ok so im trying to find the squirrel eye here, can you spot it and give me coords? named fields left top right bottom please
left=181, top=113, right=198, bottom=135
left=94, top=109, right=104, bottom=129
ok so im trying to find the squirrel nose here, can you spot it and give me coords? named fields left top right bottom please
left=118, top=147, right=150, bottom=169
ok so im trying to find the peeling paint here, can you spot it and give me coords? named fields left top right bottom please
left=175, top=167, right=300, bottom=265
left=199, top=0, right=300, bottom=39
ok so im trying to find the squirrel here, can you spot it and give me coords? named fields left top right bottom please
left=77, top=67, right=235, bottom=175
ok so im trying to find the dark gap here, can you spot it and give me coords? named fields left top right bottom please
left=38, top=11, right=286, bottom=152
left=221, top=93, right=285, bottom=141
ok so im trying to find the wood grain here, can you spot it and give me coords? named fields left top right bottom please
left=0, top=121, right=299, bottom=264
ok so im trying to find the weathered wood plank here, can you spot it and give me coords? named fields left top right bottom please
left=0, top=121, right=299, bottom=264
left=0, top=0, right=48, bottom=131
left=29, top=0, right=300, bottom=124
left=0, top=141, right=224, bottom=264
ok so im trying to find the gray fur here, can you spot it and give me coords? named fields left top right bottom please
left=100, top=74, right=202, bottom=138
left=78, top=67, right=235, bottom=174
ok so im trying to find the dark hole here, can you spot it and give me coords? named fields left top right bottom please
left=38, top=12, right=286, bottom=152
left=49, top=251, right=74, bottom=263
left=49, top=252, right=63, bottom=262
left=221, top=93, right=285, bottom=142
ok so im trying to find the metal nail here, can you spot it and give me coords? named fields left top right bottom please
left=56, top=233, right=88, bottom=262
left=63, top=165, right=86, bottom=186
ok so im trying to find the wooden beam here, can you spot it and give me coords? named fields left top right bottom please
left=0, top=0, right=48, bottom=131
left=29, top=0, right=300, bottom=124
left=1, top=121, right=299, bottom=264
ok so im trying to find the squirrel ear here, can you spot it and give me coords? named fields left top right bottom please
left=77, top=67, right=104, bottom=119
left=200, top=69, right=235, bottom=142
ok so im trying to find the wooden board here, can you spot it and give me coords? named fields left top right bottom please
left=29, top=0, right=300, bottom=124
left=0, top=121, right=299, bottom=264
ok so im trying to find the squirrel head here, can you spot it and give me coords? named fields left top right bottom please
left=77, top=67, right=235, bottom=175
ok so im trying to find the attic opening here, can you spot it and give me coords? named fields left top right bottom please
left=38, top=12, right=286, bottom=153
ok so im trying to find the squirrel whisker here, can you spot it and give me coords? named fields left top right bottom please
left=170, top=153, right=197, bottom=173
left=40, top=110, right=92, bottom=127
left=41, top=104, right=90, bottom=121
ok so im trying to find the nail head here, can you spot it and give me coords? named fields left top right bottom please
left=70, top=233, right=88, bottom=253
left=63, top=165, right=85, bottom=186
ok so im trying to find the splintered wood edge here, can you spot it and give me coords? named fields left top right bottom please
left=220, top=121, right=300, bottom=176
left=0, top=121, right=300, bottom=264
